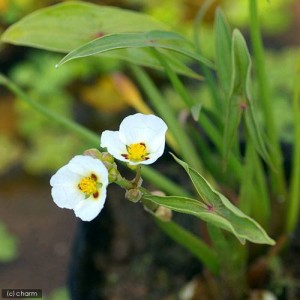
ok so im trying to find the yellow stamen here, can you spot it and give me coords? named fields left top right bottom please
left=78, top=174, right=100, bottom=199
left=122, top=142, right=149, bottom=162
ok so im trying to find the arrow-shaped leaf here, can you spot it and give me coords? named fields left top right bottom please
left=146, top=154, right=275, bottom=245
left=223, top=30, right=272, bottom=167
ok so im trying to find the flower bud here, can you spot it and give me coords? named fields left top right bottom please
left=101, top=152, right=114, bottom=164
left=84, top=148, right=102, bottom=159
left=108, top=167, right=119, bottom=183
left=125, top=188, right=142, bottom=203
left=155, top=205, right=172, bottom=222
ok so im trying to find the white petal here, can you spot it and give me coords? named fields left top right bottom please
left=50, top=155, right=109, bottom=218
left=100, top=130, right=128, bottom=162
left=74, top=189, right=107, bottom=221
left=68, top=155, right=97, bottom=176
left=50, top=165, right=81, bottom=187
left=119, top=113, right=168, bottom=146
left=146, top=134, right=166, bottom=153
left=51, top=185, right=84, bottom=209
left=143, top=142, right=165, bottom=165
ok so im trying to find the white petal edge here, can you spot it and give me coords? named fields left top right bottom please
left=119, top=113, right=168, bottom=147
left=74, top=188, right=107, bottom=221
left=50, top=165, right=81, bottom=187
left=100, top=130, right=128, bottom=162
left=51, top=185, right=84, bottom=209
left=68, top=155, right=108, bottom=178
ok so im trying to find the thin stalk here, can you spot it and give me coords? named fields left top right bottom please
left=0, top=73, right=188, bottom=197
left=130, top=65, right=203, bottom=172
left=207, top=224, right=246, bottom=300
left=239, top=142, right=255, bottom=214
left=193, top=0, right=224, bottom=111
left=0, top=73, right=98, bottom=147
left=286, top=61, right=300, bottom=233
left=153, top=49, right=195, bottom=108
left=249, top=0, right=286, bottom=198
left=199, top=113, right=243, bottom=180
left=240, top=123, right=270, bottom=228
left=252, top=149, right=271, bottom=228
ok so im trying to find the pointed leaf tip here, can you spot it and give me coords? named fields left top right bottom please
left=169, top=154, right=275, bottom=245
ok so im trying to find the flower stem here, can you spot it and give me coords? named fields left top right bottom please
left=286, top=59, right=300, bottom=233
left=132, top=165, right=142, bottom=187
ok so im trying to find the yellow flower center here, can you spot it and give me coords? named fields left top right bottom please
left=122, top=142, right=149, bottom=162
left=78, top=174, right=100, bottom=199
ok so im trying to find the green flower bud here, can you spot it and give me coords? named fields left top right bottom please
left=101, top=152, right=114, bottom=164
left=155, top=206, right=172, bottom=222
left=84, top=148, right=102, bottom=159
left=125, top=188, right=142, bottom=203
left=108, top=167, right=119, bottom=183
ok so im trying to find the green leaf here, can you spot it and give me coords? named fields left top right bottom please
left=0, top=1, right=205, bottom=78
left=56, top=30, right=213, bottom=69
left=149, top=154, right=275, bottom=245
left=222, top=94, right=243, bottom=165
left=0, top=223, right=18, bottom=262
left=223, top=30, right=272, bottom=166
left=244, top=103, right=273, bottom=167
left=231, top=30, right=251, bottom=96
left=1, top=1, right=167, bottom=52
left=214, top=8, right=232, bottom=97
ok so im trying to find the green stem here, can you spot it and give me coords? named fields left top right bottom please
left=115, top=174, right=133, bottom=190
left=286, top=60, right=300, bottom=233
left=207, top=224, right=246, bottom=299
left=193, top=0, right=224, bottom=111
left=199, top=112, right=243, bottom=180
left=130, top=65, right=203, bottom=172
left=249, top=0, right=286, bottom=198
left=0, top=73, right=98, bottom=147
left=153, top=49, right=195, bottom=108
left=132, top=165, right=142, bottom=187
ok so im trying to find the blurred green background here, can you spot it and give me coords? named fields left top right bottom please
left=0, top=0, right=299, bottom=299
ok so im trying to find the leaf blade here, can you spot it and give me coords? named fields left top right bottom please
left=1, top=2, right=209, bottom=78
left=56, top=30, right=213, bottom=69
left=160, top=154, right=276, bottom=245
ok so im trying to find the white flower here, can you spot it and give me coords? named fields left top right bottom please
left=100, top=113, right=168, bottom=165
left=50, top=155, right=109, bottom=221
